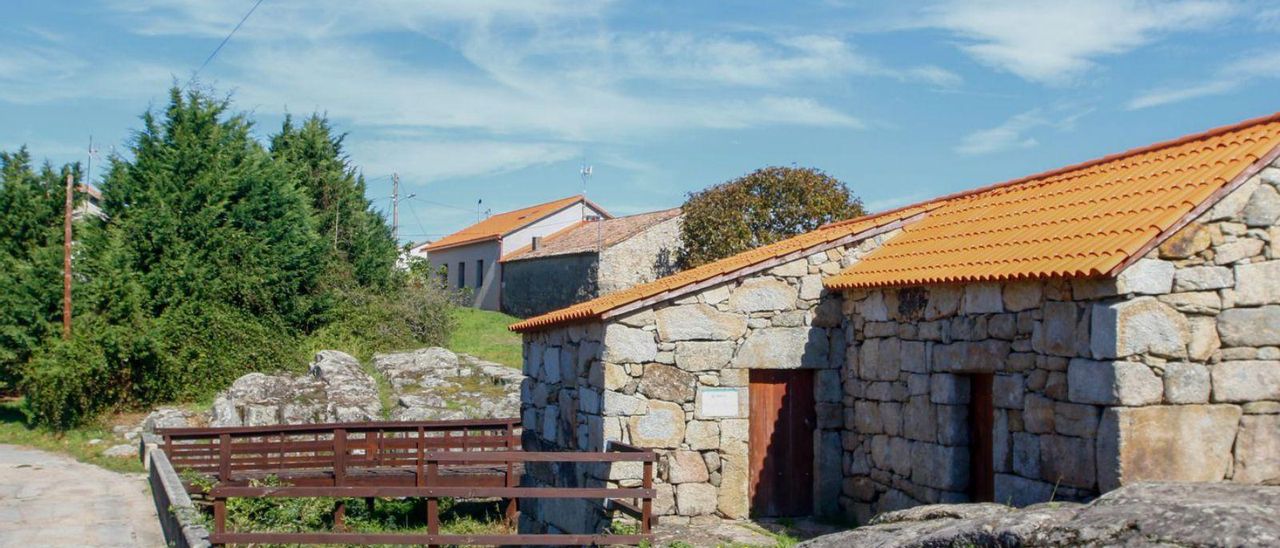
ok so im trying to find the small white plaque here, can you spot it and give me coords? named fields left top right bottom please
left=700, top=388, right=740, bottom=418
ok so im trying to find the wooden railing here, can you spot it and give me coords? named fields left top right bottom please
left=156, top=421, right=656, bottom=546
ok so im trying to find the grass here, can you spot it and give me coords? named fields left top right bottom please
left=448, top=308, right=523, bottom=368
left=0, top=397, right=144, bottom=474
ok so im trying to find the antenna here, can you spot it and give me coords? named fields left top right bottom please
left=580, top=163, right=592, bottom=220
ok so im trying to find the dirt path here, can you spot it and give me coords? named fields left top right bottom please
left=0, top=444, right=164, bottom=547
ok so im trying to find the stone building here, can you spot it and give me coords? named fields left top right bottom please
left=412, top=195, right=610, bottom=311
left=509, top=113, right=1280, bottom=533
left=501, top=208, right=682, bottom=317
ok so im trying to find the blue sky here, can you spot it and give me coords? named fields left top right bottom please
left=2, top=1, right=1279, bottom=244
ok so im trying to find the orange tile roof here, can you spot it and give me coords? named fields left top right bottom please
left=422, top=195, right=607, bottom=252
left=502, top=208, right=682, bottom=262
left=826, top=112, right=1280, bottom=290
left=509, top=204, right=932, bottom=332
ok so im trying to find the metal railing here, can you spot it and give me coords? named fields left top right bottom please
left=157, top=420, right=656, bottom=546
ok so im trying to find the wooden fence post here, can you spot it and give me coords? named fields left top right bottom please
left=641, top=458, right=653, bottom=534
left=218, top=434, right=231, bottom=483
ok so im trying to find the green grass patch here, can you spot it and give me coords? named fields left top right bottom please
left=447, top=308, right=522, bottom=368
left=0, top=397, right=143, bottom=474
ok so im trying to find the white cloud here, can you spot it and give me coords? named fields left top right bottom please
left=0, top=43, right=174, bottom=104
left=955, top=106, right=1091, bottom=155
left=924, top=0, right=1235, bottom=85
left=1127, top=51, right=1280, bottom=109
left=347, top=139, right=580, bottom=182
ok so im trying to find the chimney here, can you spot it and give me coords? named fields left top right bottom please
left=531, top=236, right=542, bottom=250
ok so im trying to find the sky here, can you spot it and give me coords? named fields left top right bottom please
left=2, top=1, right=1279, bottom=245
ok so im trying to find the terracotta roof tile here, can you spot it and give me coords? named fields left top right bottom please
left=825, top=112, right=1280, bottom=290
left=502, top=208, right=682, bottom=262
left=422, top=195, right=606, bottom=252
left=509, top=205, right=930, bottom=332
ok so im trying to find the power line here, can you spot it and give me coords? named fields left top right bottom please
left=185, top=0, right=266, bottom=89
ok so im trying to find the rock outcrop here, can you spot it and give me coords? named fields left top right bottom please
left=210, top=350, right=382, bottom=426
left=374, top=347, right=522, bottom=421
left=799, top=482, right=1280, bottom=548
left=205, top=348, right=523, bottom=427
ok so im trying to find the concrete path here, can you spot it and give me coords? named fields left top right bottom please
left=0, top=444, right=164, bottom=547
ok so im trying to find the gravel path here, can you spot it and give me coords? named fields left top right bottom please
left=0, top=444, right=164, bottom=547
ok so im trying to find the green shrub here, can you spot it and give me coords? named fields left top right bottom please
left=303, top=277, right=455, bottom=361
left=21, top=327, right=124, bottom=429
left=144, top=301, right=303, bottom=404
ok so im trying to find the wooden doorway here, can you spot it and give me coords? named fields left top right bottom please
left=967, top=373, right=994, bottom=502
left=748, top=369, right=816, bottom=517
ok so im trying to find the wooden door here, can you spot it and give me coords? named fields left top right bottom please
left=968, top=373, right=994, bottom=502
left=749, top=369, right=816, bottom=517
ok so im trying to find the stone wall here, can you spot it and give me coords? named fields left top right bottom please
left=519, top=232, right=897, bottom=533
left=501, top=253, right=599, bottom=318
left=598, top=215, right=682, bottom=294
left=838, top=161, right=1280, bottom=522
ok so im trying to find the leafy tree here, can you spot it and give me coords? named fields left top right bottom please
left=269, top=115, right=398, bottom=291
left=677, top=166, right=865, bottom=267
left=0, top=150, right=81, bottom=390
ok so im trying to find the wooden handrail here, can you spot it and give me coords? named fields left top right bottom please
left=158, top=418, right=518, bottom=438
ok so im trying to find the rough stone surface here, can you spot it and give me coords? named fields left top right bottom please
left=1172, top=265, right=1233, bottom=291
left=673, top=341, right=736, bottom=371
left=675, top=483, right=718, bottom=516
left=799, top=483, right=1280, bottom=548
left=1234, top=261, right=1280, bottom=306
left=602, top=324, right=658, bottom=363
left=1097, top=405, right=1242, bottom=491
left=1090, top=297, right=1187, bottom=359
left=1242, top=182, right=1280, bottom=227
left=1115, top=259, right=1174, bottom=295
left=211, top=351, right=382, bottom=426
left=1162, top=362, right=1210, bottom=404
left=732, top=327, right=828, bottom=368
left=1233, top=414, right=1280, bottom=484
left=1217, top=306, right=1280, bottom=347
left=666, top=450, right=710, bottom=484
left=1212, top=360, right=1280, bottom=402
left=727, top=278, right=796, bottom=313
left=1066, top=359, right=1162, bottom=406
left=628, top=400, right=687, bottom=448
left=655, top=304, right=748, bottom=342
left=637, top=364, right=697, bottom=403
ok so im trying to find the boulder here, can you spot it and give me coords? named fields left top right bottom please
left=799, top=483, right=1280, bottom=548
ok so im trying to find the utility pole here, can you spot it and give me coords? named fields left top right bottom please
left=62, top=172, right=73, bottom=340
left=391, top=173, right=400, bottom=243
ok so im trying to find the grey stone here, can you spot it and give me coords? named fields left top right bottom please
left=102, top=444, right=137, bottom=458
left=1067, top=358, right=1162, bottom=406
left=1090, top=297, right=1187, bottom=359
left=1217, top=306, right=1280, bottom=347
left=672, top=341, right=735, bottom=371
left=1036, top=301, right=1083, bottom=357
left=666, top=450, right=709, bottom=484
left=1234, top=260, right=1280, bottom=306
left=1163, top=361, right=1211, bottom=404
left=1039, top=435, right=1095, bottom=489
left=1002, top=282, right=1043, bottom=312
left=655, top=304, right=747, bottom=342
left=799, top=482, right=1280, bottom=548
left=1186, top=316, right=1221, bottom=362
left=799, top=274, right=824, bottom=300
left=1159, top=291, right=1222, bottom=315
left=1206, top=175, right=1261, bottom=221
left=1234, top=414, right=1280, bottom=484
left=676, top=483, right=718, bottom=516
left=993, top=374, right=1024, bottom=409
left=904, top=396, right=937, bottom=442
left=1214, top=239, right=1265, bottom=265
left=862, top=291, right=889, bottom=321
left=602, top=391, right=646, bottom=416
left=962, top=283, right=1004, bottom=314
left=910, top=442, right=968, bottom=491
left=925, top=286, right=962, bottom=320
left=1053, top=402, right=1100, bottom=437
left=1212, top=360, right=1280, bottom=402
left=1115, top=259, right=1174, bottom=295
left=732, top=327, right=828, bottom=368
left=1008, top=431, right=1039, bottom=477
left=684, top=420, right=719, bottom=450
left=637, top=363, right=696, bottom=402
left=602, top=324, right=658, bottom=363
left=930, top=374, right=970, bottom=405
left=1173, top=266, right=1233, bottom=291
left=1242, top=182, right=1280, bottom=226
left=1023, top=394, right=1055, bottom=434
left=627, top=400, right=686, bottom=448
left=727, top=277, right=796, bottom=313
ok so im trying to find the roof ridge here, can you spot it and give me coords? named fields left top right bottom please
left=826, top=111, right=1280, bottom=229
